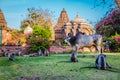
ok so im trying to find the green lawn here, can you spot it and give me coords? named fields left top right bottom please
left=0, top=53, right=120, bottom=80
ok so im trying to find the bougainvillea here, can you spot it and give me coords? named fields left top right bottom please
left=113, top=36, right=120, bottom=44
left=108, top=33, right=120, bottom=52
left=95, top=8, right=120, bottom=52
left=102, top=9, right=120, bottom=25
left=96, top=8, right=120, bottom=37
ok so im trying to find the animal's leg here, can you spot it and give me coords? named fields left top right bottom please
left=70, top=45, right=79, bottom=62
left=97, top=46, right=101, bottom=54
left=70, top=51, right=78, bottom=62
left=89, top=47, right=95, bottom=57
left=81, top=47, right=85, bottom=57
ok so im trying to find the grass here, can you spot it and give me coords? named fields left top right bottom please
left=0, top=53, right=120, bottom=80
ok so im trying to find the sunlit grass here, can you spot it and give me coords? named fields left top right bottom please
left=0, top=53, right=120, bottom=80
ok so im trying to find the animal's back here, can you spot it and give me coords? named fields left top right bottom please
left=76, top=35, right=95, bottom=47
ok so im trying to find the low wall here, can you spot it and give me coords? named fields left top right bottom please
left=0, top=46, right=28, bottom=54
left=0, top=46, right=96, bottom=54
left=50, top=46, right=72, bottom=53
left=50, top=46, right=96, bottom=53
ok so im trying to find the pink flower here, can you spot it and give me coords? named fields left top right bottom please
left=113, top=36, right=120, bottom=44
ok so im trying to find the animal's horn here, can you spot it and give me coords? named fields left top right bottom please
left=101, top=48, right=103, bottom=54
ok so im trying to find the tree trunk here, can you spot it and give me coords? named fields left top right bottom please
left=115, top=0, right=120, bottom=8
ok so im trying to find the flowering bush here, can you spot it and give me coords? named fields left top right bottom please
left=27, top=36, right=52, bottom=52
left=96, top=9, right=120, bottom=38
left=113, top=36, right=120, bottom=44
left=101, top=9, right=120, bottom=26
left=108, top=33, right=120, bottom=52
left=26, top=26, right=52, bottom=53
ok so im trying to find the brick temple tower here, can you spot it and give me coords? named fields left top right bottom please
left=0, top=9, right=7, bottom=29
left=54, top=8, right=69, bottom=41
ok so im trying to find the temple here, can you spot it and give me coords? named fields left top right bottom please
left=0, top=9, right=12, bottom=44
left=54, top=8, right=69, bottom=41
left=54, top=8, right=94, bottom=41
left=0, top=9, right=7, bottom=29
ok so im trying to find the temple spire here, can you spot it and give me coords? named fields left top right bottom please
left=56, top=8, right=69, bottom=28
left=0, top=9, right=7, bottom=29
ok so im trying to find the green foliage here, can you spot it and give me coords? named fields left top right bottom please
left=33, top=25, right=52, bottom=40
left=108, top=33, right=120, bottom=52
left=27, top=26, right=52, bottom=52
left=0, top=43, right=3, bottom=46
left=20, top=7, right=53, bottom=32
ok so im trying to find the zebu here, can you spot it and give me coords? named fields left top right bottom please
left=65, top=32, right=102, bottom=62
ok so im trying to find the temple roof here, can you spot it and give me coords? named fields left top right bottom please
left=73, top=14, right=85, bottom=23
left=61, top=8, right=66, bottom=13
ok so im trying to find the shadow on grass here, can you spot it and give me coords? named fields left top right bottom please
left=70, top=66, right=120, bottom=73
left=57, top=61, right=71, bottom=63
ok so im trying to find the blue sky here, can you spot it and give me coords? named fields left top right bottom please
left=0, top=0, right=116, bottom=29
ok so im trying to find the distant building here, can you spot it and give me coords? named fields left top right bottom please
left=0, top=9, right=14, bottom=44
left=0, top=9, right=7, bottom=29
left=54, top=8, right=94, bottom=41
left=54, top=8, right=69, bottom=41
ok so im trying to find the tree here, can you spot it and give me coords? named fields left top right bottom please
left=32, top=25, right=52, bottom=40
left=95, top=8, right=120, bottom=38
left=27, top=25, right=52, bottom=52
left=20, top=7, right=54, bottom=31
left=94, top=0, right=119, bottom=8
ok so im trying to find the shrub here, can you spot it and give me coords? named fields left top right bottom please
left=108, top=33, right=120, bottom=52
left=26, top=26, right=52, bottom=53
left=27, top=38, right=52, bottom=52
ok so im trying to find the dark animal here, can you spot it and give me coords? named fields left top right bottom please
left=71, top=51, right=78, bottom=62
left=1, top=49, right=5, bottom=56
left=65, top=31, right=102, bottom=62
left=38, top=48, right=43, bottom=56
left=95, top=53, right=110, bottom=70
left=13, top=49, right=22, bottom=56
left=29, top=48, right=43, bottom=57
left=44, top=48, right=49, bottom=56
left=8, top=53, right=15, bottom=61
left=29, top=53, right=38, bottom=57
left=1, top=49, right=9, bottom=56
